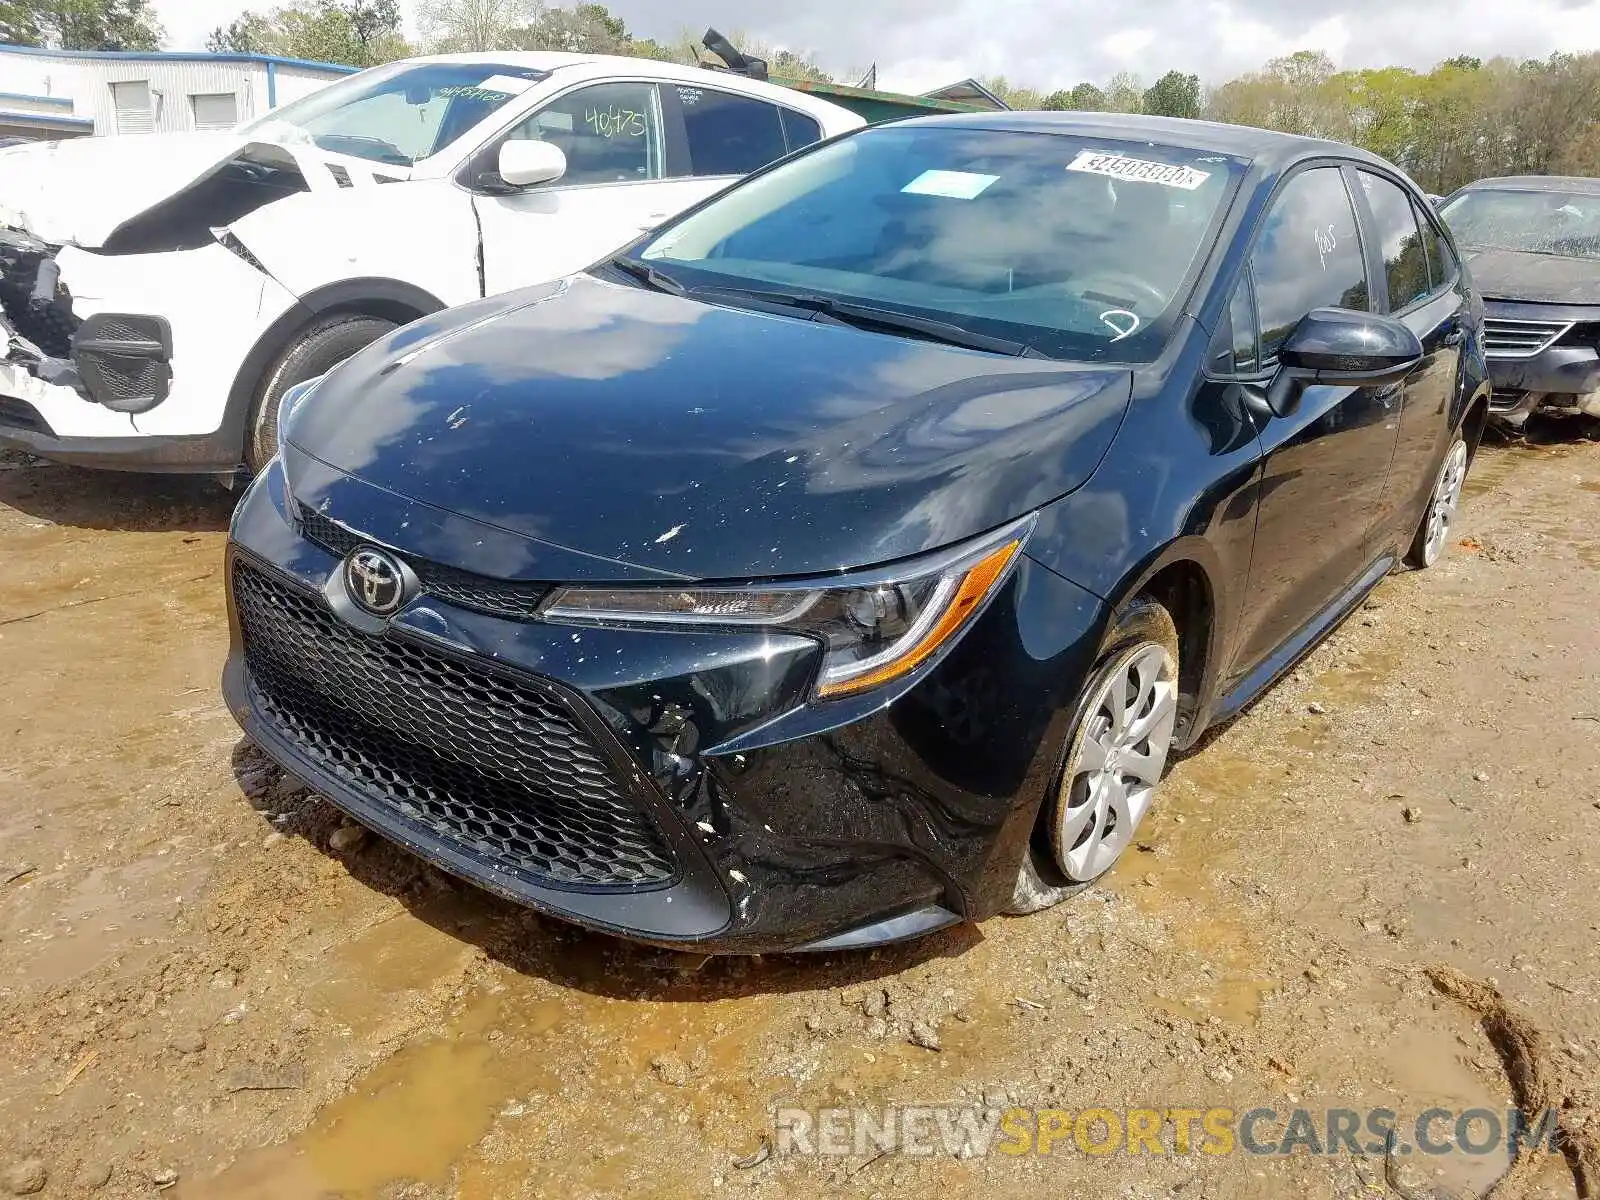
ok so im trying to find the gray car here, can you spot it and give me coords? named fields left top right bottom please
left=1437, top=176, right=1600, bottom=429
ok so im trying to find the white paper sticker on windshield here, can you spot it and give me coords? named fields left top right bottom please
left=1066, top=150, right=1211, bottom=190
left=902, top=169, right=1000, bottom=199
left=479, top=74, right=538, bottom=97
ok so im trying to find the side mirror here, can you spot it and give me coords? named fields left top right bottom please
left=1267, top=308, right=1424, bottom=416
left=496, top=140, right=567, bottom=189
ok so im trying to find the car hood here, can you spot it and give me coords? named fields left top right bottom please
left=0, top=130, right=408, bottom=248
left=1462, top=247, right=1600, bottom=306
left=286, top=274, right=1133, bottom=581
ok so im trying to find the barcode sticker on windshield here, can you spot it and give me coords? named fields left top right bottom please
left=1066, top=150, right=1211, bottom=190
left=478, top=74, right=539, bottom=96
left=902, top=169, right=1000, bottom=199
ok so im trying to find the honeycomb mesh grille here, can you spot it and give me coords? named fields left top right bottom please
left=233, top=557, right=677, bottom=888
left=296, top=504, right=552, bottom=620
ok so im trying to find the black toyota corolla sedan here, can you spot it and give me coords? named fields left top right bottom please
left=222, top=113, right=1489, bottom=954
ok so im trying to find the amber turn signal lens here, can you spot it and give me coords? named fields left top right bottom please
left=816, top=537, right=1024, bottom=699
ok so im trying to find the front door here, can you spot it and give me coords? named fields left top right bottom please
left=471, top=81, right=720, bottom=297
left=1229, top=164, right=1406, bottom=681
left=1353, top=170, right=1468, bottom=549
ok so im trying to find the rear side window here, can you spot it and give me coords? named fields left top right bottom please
left=676, top=86, right=789, bottom=176
left=1250, top=166, right=1370, bottom=362
left=780, top=109, right=823, bottom=152
left=1359, top=171, right=1430, bottom=311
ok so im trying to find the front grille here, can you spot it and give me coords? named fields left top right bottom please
left=233, top=557, right=677, bottom=888
left=296, top=503, right=551, bottom=620
left=1490, top=389, right=1526, bottom=412
left=1483, top=317, right=1572, bottom=358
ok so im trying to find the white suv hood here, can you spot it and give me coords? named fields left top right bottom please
left=0, top=132, right=408, bottom=248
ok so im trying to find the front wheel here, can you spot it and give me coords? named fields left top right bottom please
left=245, top=314, right=398, bottom=473
left=1406, top=435, right=1468, bottom=569
left=1008, top=596, right=1181, bottom=914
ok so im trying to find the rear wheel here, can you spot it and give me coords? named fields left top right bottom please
left=1406, top=434, right=1468, bottom=569
left=245, top=314, right=398, bottom=473
left=1009, top=596, right=1181, bottom=914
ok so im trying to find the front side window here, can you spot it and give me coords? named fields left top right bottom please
left=1440, top=187, right=1600, bottom=259
left=639, top=126, right=1244, bottom=361
left=1250, top=167, right=1369, bottom=362
left=240, top=62, right=547, bottom=166
left=1359, top=171, right=1430, bottom=311
left=673, top=86, right=789, bottom=176
left=502, top=82, right=663, bottom=185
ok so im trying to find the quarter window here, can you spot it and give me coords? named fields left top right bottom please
left=1228, top=271, right=1259, bottom=374
left=503, top=82, right=663, bottom=186
left=674, top=86, right=789, bottom=176
left=1359, top=171, right=1430, bottom=311
left=780, top=109, right=823, bottom=152
left=1250, top=167, right=1370, bottom=363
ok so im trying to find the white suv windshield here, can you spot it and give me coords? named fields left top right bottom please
left=239, top=61, right=548, bottom=167
left=639, top=125, right=1244, bottom=361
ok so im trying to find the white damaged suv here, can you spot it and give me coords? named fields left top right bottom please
left=0, top=52, right=859, bottom=474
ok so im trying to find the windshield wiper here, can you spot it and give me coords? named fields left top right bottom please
left=692, top=286, right=1038, bottom=357
left=608, top=255, right=687, bottom=296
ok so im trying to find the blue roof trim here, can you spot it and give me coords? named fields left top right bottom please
left=0, top=109, right=94, bottom=129
left=0, top=42, right=358, bottom=75
left=0, top=90, right=73, bottom=109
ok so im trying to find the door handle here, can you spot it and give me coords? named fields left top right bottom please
left=1442, top=328, right=1465, bottom=347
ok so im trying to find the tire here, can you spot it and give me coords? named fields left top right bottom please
left=245, top=314, right=398, bottom=473
left=1007, top=596, right=1181, bottom=915
left=1405, top=434, right=1469, bottom=569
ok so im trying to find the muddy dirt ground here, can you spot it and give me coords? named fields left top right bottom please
left=1, top=432, right=1597, bottom=1200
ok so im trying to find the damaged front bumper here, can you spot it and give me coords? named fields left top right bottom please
left=1484, top=300, right=1600, bottom=426
left=1, top=226, right=174, bottom=416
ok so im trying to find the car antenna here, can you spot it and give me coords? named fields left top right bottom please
left=699, top=28, right=768, bottom=82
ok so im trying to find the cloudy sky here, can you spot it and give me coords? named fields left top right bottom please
left=155, top=0, right=1600, bottom=92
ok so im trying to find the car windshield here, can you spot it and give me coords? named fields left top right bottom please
left=238, top=61, right=547, bottom=167
left=1440, top=188, right=1600, bottom=260
left=636, top=125, right=1244, bottom=361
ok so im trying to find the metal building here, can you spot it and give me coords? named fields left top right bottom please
left=0, top=45, right=356, bottom=141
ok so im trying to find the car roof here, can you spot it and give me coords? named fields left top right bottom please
left=885, top=110, right=1397, bottom=172
left=1454, top=175, right=1600, bottom=196
left=393, top=52, right=863, bottom=126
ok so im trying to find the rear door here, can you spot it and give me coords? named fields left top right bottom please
left=1353, top=169, right=1467, bottom=545
left=1227, top=163, right=1407, bottom=679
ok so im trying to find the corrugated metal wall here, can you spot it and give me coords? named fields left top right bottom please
left=0, top=50, right=349, bottom=137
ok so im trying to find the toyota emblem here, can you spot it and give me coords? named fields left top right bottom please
left=343, top=547, right=407, bottom=616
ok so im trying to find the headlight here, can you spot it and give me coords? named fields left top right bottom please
left=542, top=517, right=1032, bottom=699
left=275, top=374, right=326, bottom=445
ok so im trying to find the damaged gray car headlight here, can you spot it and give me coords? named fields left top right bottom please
left=541, top=516, right=1033, bottom=699
left=276, top=374, right=326, bottom=445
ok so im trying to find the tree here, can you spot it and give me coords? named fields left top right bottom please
left=1102, top=71, right=1144, bottom=113
left=416, top=0, right=538, bottom=52
left=208, top=0, right=408, bottom=67
left=0, top=1, right=43, bottom=44
left=207, top=11, right=274, bottom=53
left=507, top=1, right=631, bottom=54
left=7, top=0, right=164, bottom=50
left=1142, top=70, right=1201, bottom=118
